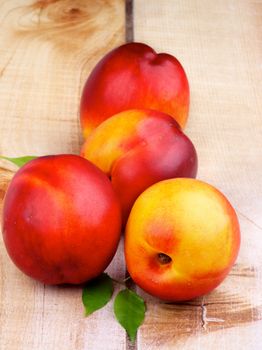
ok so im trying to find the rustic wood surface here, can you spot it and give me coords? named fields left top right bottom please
left=0, top=1, right=126, bottom=349
left=134, top=1, right=262, bottom=349
left=0, top=0, right=262, bottom=349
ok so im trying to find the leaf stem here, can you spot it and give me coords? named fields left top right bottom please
left=111, top=276, right=131, bottom=286
left=123, top=276, right=131, bottom=283
left=111, top=278, right=125, bottom=286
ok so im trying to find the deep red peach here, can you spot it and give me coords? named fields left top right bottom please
left=2, top=155, right=122, bottom=284
left=80, top=42, right=190, bottom=138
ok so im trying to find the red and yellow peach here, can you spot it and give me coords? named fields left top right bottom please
left=125, top=178, right=241, bottom=301
left=81, top=109, right=197, bottom=224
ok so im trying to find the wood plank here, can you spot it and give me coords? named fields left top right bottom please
left=134, top=0, right=262, bottom=349
left=0, top=0, right=126, bottom=349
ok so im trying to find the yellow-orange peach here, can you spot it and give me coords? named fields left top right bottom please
left=81, top=109, right=197, bottom=224
left=125, top=178, right=240, bottom=301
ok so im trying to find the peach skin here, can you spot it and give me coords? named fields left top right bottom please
left=125, top=178, right=241, bottom=301
left=80, top=42, right=190, bottom=138
left=81, top=109, right=197, bottom=224
left=2, top=155, right=122, bottom=284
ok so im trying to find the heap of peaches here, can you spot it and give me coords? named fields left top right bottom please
left=2, top=43, right=240, bottom=302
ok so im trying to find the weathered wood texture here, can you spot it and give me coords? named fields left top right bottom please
left=134, top=1, right=262, bottom=349
left=0, top=1, right=126, bottom=349
left=1, top=0, right=262, bottom=349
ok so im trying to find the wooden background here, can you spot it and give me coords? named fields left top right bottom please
left=0, top=0, right=261, bottom=349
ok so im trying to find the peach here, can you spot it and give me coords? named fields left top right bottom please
left=80, top=42, right=190, bottom=138
left=81, top=109, right=197, bottom=224
left=125, top=178, right=240, bottom=301
left=2, top=155, right=122, bottom=284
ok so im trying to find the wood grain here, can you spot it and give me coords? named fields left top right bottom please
left=134, top=1, right=262, bottom=349
left=1, top=0, right=262, bottom=349
left=0, top=0, right=124, bottom=157
left=0, top=0, right=126, bottom=349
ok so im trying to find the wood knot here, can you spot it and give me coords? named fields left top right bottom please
left=62, top=7, right=82, bottom=21
left=69, top=7, right=81, bottom=15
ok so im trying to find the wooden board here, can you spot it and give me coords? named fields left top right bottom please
left=0, top=1, right=126, bottom=349
left=0, top=0, right=262, bottom=349
left=134, top=0, right=262, bottom=349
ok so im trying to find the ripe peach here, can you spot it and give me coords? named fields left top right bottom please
left=125, top=178, right=240, bottom=301
left=2, top=155, right=122, bottom=284
left=81, top=109, right=197, bottom=224
left=80, top=42, right=190, bottom=138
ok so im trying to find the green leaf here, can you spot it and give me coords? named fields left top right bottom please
left=0, top=156, right=37, bottom=168
left=114, top=289, right=146, bottom=342
left=82, top=273, right=114, bottom=316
